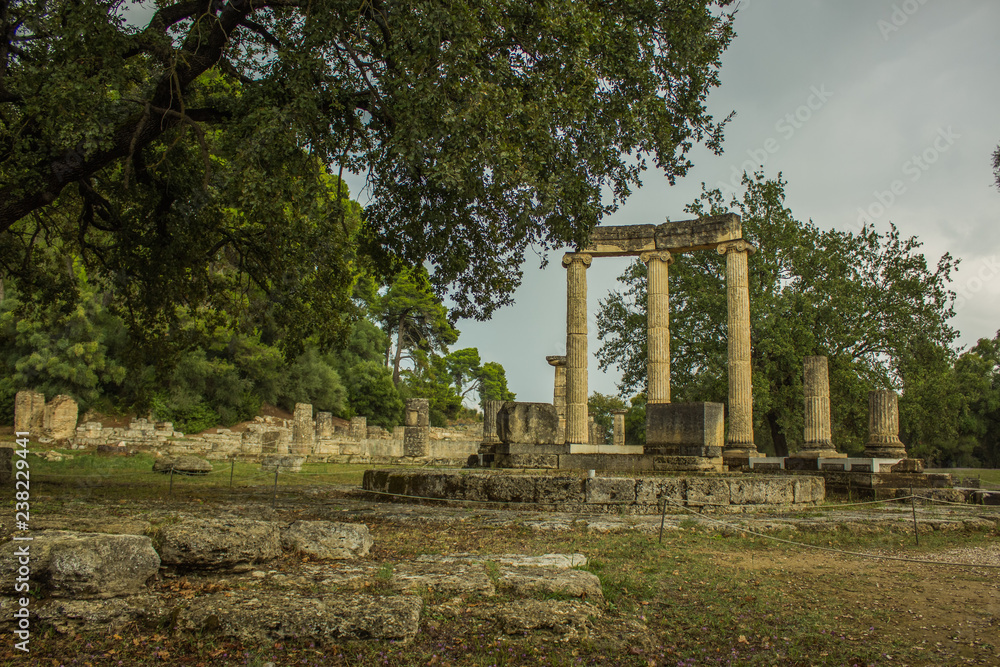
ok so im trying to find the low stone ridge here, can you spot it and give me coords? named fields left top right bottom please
left=158, top=518, right=281, bottom=570
left=152, top=456, right=213, bottom=475
left=363, top=470, right=825, bottom=511
left=0, top=531, right=159, bottom=599
left=280, top=521, right=373, bottom=560
left=391, top=562, right=496, bottom=596
left=33, top=595, right=165, bottom=633
left=414, top=553, right=588, bottom=569
left=173, top=591, right=422, bottom=641
left=497, top=567, right=603, bottom=600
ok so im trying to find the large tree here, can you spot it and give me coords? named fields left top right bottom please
left=1, top=0, right=736, bottom=325
left=596, top=173, right=958, bottom=455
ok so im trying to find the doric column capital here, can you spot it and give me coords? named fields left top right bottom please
left=639, top=250, right=673, bottom=265
left=562, top=252, right=593, bottom=268
left=545, top=355, right=567, bottom=367
left=717, top=239, right=756, bottom=256
left=610, top=409, right=628, bottom=415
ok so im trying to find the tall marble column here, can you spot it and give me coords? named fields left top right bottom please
left=718, top=240, right=757, bottom=456
left=546, top=355, right=568, bottom=441
left=641, top=250, right=673, bottom=404
left=611, top=409, right=627, bottom=447
left=563, top=253, right=592, bottom=445
left=864, top=390, right=907, bottom=459
left=795, top=356, right=842, bottom=458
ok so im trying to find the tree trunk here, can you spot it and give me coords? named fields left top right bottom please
left=767, top=412, right=789, bottom=458
left=392, top=316, right=406, bottom=386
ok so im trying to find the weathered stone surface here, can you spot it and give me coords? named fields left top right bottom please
left=890, top=458, right=924, bottom=473
left=583, top=223, right=657, bottom=256
left=158, top=518, right=281, bottom=570
left=864, top=390, right=907, bottom=458
left=494, top=453, right=560, bottom=469
left=585, top=477, right=637, bottom=504
left=174, top=591, right=422, bottom=641
left=316, top=411, right=333, bottom=437
left=152, top=455, right=212, bottom=475
left=33, top=595, right=165, bottom=632
left=261, top=455, right=305, bottom=473
left=14, top=390, right=45, bottom=434
left=291, top=402, right=314, bottom=455
left=391, top=563, right=495, bottom=596
left=534, top=476, right=585, bottom=503
left=0, top=531, right=159, bottom=599
left=497, top=567, right=603, bottom=600
left=493, top=600, right=599, bottom=636
left=30, top=516, right=151, bottom=536
left=497, top=402, right=560, bottom=445
left=43, top=394, right=78, bottom=440
left=404, top=398, right=430, bottom=456
left=414, top=553, right=588, bottom=569
left=281, top=521, right=373, bottom=560
left=684, top=477, right=730, bottom=506
left=484, top=474, right=538, bottom=503
left=634, top=477, right=686, bottom=505
left=645, top=403, right=724, bottom=456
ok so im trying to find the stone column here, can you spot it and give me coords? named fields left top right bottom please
left=641, top=251, right=673, bottom=404
left=546, top=355, right=568, bottom=440
left=795, top=356, right=842, bottom=458
left=563, top=253, right=592, bottom=445
left=14, top=390, right=45, bottom=434
left=718, top=240, right=757, bottom=456
left=611, top=409, right=627, bottom=447
left=291, top=403, right=315, bottom=455
left=350, top=416, right=367, bottom=440
left=316, top=412, right=333, bottom=438
left=404, top=398, right=430, bottom=457
left=864, top=390, right=907, bottom=459
left=482, top=399, right=503, bottom=444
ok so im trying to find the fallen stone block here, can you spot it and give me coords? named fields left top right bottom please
left=390, top=562, right=495, bottom=596
left=158, top=518, right=281, bottom=570
left=0, top=531, right=159, bottom=599
left=34, top=595, right=165, bottom=633
left=492, top=599, right=599, bottom=636
left=152, top=456, right=212, bottom=475
left=281, top=521, right=373, bottom=560
left=174, top=591, right=422, bottom=642
left=496, top=567, right=603, bottom=601
left=414, top=553, right=587, bottom=569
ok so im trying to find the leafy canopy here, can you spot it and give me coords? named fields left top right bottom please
left=1, top=0, right=736, bottom=323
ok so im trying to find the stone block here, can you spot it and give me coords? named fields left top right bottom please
left=158, top=518, right=281, bottom=570
left=728, top=478, right=768, bottom=505
left=281, top=521, right=373, bottom=559
left=350, top=416, right=367, bottom=440
left=483, top=474, right=537, bottom=503
left=761, top=479, right=794, bottom=504
left=645, top=403, right=724, bottom=456
left=316, top=412, right=333, bottom=437
left=43, top=394, right=78, bottom=440
left=635, top=477, right=686, bottom=505
left=152, top=455, right=212, bottom=475
left=585, top=477, right=637, bottom=504
left=535, top=476, right=586, bottom=503
left=494, top=453, right=560, bottom=469
left=496, top=402, right=560, bottom=445
left=0, top=531, right=159, bottom=599
left=14, top=390, right=45, bottom=434
left=684, top=477, right=730, bottom=506
left=653, top=214, right=741, bottom=251
left=261, top=455, right=305, bottom=473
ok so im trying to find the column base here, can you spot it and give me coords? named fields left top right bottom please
left=863, top=445, right=907, bottom=459
left=789, top=449, right=846, bottom=459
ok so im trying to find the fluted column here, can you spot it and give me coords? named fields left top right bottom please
left=641, top=250, right=673, bottom=404
left=482, top=399, right=503, bottom=444
left=546, top=355, right=568, bottom=442
left=795, top=356, right=842, bottom=458
left=718, top=240, right=757, bottom=456
left=611, top=409, right=627, bottom=447
left=864, top=390, right=907, bottom=459
left=563, top=253, right=592, bottom=445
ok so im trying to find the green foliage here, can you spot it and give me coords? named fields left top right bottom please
left=478, top=361, right=515, bottom=404
left=278, top=347, right=347, bottom=415
left=344, top=361, right=404, bottom=430
left=597, top=172, right=959, bottom=457
left=1, top=0, right=737, bottom=324
left=588, top=392, right=628, bottom=444
left=401, top=353, right=463, bottom=427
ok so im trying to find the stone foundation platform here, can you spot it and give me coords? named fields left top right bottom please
left=362, top=469, right=825, bottom=514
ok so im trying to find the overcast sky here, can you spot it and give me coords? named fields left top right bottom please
left=347, top=0, right=1000, bottom=404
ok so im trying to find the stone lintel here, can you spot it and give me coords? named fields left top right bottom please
left=582, top=214, right=742, bottom=257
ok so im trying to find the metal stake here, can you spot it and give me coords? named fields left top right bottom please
left=910, top=487, right=919, bottom=546
left=273, top=466, right=279, bottom=508
left=658, top=498, right=667, bottom=544
left=230, top=459, right=235, bottom=489
left=169, top=466, right=174, bottom=496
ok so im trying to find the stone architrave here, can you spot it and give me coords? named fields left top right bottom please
left=496, top=402, right=560, bottom=446
left=291, top=403, right=315, bottom=455
left=14, top=390, right=45, bottom=434
left=316, top=412, right=334, bottom=438
left=482, top=399, right=503, bottom=444
left=350, top=416, right=367, bottom=440
left=640, top=250, right=673, bottom=404
left=793, top=356, right=843, bottom=459
left=611, top=409, right=627, bottom=447
left=545, top=355, right=568, bottom=440
left=563, top=253, right=592, bottom=445
left=43, top=394, right=79, bottom=440
left=717, top=240, right=757, bottom=457
left=403, top=398, right=430, bottom=457
left=863, top=390, right=907, bottom=459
